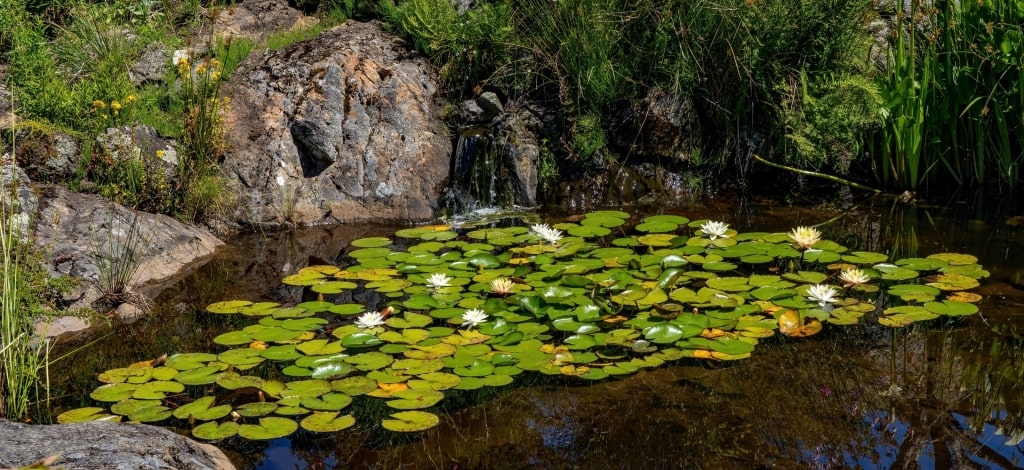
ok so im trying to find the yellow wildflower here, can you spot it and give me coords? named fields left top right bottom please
left=125, top=95, right=137, bottom=105
left=110, top=100, right=122, bottom=110
left=92, top=100, right=106, bottom=109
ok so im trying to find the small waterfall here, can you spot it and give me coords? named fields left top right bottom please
left=444, top=127, right=516, bottom=216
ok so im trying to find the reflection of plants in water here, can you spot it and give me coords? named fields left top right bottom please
left=849, top=326, right=1024, bottom=468
left=58, top=211, right=989, bottom=442
left=959, top=334, right=1024, bottom=444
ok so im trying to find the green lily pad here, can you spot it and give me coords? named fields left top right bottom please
left=300, top=392, right=353, bottom=411
left=207, top=300, right=253, bottom=314
left=192, top=421, right=239, bottom=440
left=238, top=417, right=299, bottom=440
left=332, top=376, right=379, bottom=395
left=301, top=412, right=356, bottom=433
left=128, top=405, right=172, bottom=422
left=132, top=380, right=185, bottom=400
left=386, top=389, right=445, bottom=409
left=236, top=402, right=279, bottom=417
left=164, top=353, right=218, bottom=371
left=174, top=364, right=226, bottom=385
left=57, top=407, right=113, bottom=424
left=923, top=300, right=978, bottom=316
left=173, top=396, right=232, bottom=421
left=110, top=399, right=162, bottom=416
left=381, top=410, right=440, bottom=432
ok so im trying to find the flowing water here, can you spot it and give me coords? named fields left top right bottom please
left=40, top=191, right=1024, bottom=469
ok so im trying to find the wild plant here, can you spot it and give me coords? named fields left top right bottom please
left=94, top=211, right=147, bottom=309
left=1, top=117, right=49, bottom=420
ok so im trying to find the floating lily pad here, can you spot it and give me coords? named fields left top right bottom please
left=192, top=421, right=239, bottom=440
left=386, top=389, right=445, bottom=409
left=57, top=407, right=113, bottom=424
left=173, top=396, right=232, bottom=421
left=301, top=412, right=356, bottom=433
left=238, top=417, right=299, bottom=440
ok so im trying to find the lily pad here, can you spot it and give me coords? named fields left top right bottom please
left=192, top=421, right=239, bottom=440
left=381, top=410, right=440, bottom=432
left=238, top=417, right=299, bottom=440
left=301, top=412, right=357, bottom=433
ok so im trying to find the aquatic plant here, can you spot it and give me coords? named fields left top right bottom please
left=59, top=211, right=988, bottom=440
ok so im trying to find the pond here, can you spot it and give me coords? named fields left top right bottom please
left=41, top=191, right=1024, bottom=469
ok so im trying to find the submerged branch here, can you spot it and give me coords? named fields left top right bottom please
left=752, top=154, right=881, bottom=193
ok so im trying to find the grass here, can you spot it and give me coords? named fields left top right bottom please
left=1, top=120, right=51, bottom=421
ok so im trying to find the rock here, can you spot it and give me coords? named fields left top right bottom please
left=0, top=162, right=35, bottom=238
left=613, top=87, right=702, bottom=163
left=458, top=91, right=503, bottom=123
left=493, top=109, right=540, bottom=207
left=221, top=20, right=451, bottom=226
left=130, top=42, right=172, bottom=86
left=452, top=0, right=475, bottom=14
left=0, top=67, right=14, bottom=128
left=33, top=315, right=89, bottom=340
left=95, top=125, right=178, bottom=181
left=0, top=419, right=235, bottom=470
left=209, top=0, right=317, bottom=43
left=10, top=127, right=81, bottom=183
left=31, top=185, right=224, bottom=311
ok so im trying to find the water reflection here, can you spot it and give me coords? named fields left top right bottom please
left=40, top=192, right=1024, bottom=469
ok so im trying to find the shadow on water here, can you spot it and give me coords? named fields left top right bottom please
left=37, top=190, right=1024, bottom=469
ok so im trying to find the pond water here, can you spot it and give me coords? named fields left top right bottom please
left=40, top=191, right=1024, bottom=469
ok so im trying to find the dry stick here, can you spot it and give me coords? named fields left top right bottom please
left=751, top=153, right=881, bottom=194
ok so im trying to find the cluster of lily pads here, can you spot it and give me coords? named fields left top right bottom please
left=58, top=211, right=988, bottom=440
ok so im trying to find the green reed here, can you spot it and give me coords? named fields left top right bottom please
left=877, top=0, right=1023, bottom=190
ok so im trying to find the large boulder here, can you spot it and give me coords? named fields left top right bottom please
left=221, top=20, right=451, bottom=226
left=0, top=419, right=234, bottom=470
left=31, top=185, right=224, bottom=330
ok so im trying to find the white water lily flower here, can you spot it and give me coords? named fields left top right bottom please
left=425, top=272, right=452, bottom=289
left=807, top=284, right=839, bottom=308
left=788, top=226, right=822, bottom=249
left=530, top=223, right=563, bottom=245
left=700, top=221, right=730, bottom=240
left=491, top=277, right=515, bottom=295
left=839, top=268, right=870, bottom=287
left=354, top=311, right=386, bottom=329
left=460, top=308, right=489, bottom=330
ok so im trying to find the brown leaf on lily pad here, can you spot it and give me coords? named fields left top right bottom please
left=700, top=328, right=729, bottom=339
left=778, top=310, right=822, bottom=337
left=946, top=291, right=982, bottom=303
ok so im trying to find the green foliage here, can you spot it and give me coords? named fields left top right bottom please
left=264, top=23, right=325, bottom=50
left=571, top=113, right=606, bottom=161
left=875, top=0, right=1024, bottom=190
left=778, top=73, right=881, bottom=171
left=381, top=0, right=513, bottom=92
left=515, top=0, right=636, bottom=112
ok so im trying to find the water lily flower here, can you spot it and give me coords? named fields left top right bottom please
left=789, top=226, right=822, bottom=249
left=460, top=308, right=489, bottom=330
left=425, top=272, right=452, bottom=289
left=354, top=311, right=386, bottom=329
left=491, top=277, right=514, bottom=295
left=838, top=268, right=870, bottom=287
left=530, top=223, right=563, bottom=245
left=700, top=221, right=730, bottom=240
left=807, top=284, right=839, bottom=308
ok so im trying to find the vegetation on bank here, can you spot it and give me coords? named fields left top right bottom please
left=2, top=0, right=1020, bottom=213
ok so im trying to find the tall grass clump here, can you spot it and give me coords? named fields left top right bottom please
left=1, top=127, right=50, bottom=420
left=877, top=0, right=1024, bottom=190
left=94, top=212, right=146, bottom=307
